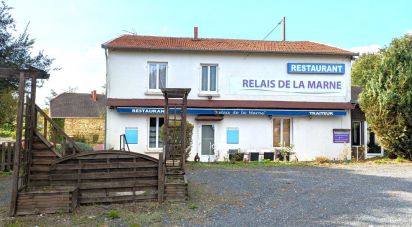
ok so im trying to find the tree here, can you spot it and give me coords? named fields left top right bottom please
left=0, top=1, right=53, bottom=130
left=0, top=1, right=53, bottom=91
left=352, top=34, right=412, bottom=160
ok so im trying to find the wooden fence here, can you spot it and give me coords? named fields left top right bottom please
left=1, top=142, right=15, bottom=172
left=48, top=151, right=164, bottom=204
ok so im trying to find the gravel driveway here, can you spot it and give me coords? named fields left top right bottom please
left=0, top=175, right=11, bottom=208
left=186, top=164, right=412, bottom=226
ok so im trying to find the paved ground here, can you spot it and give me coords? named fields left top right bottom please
left=1, top=164, right=412, bottom=226
left=186, top=164, right=412, bottom=226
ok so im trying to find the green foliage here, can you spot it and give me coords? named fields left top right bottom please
left=229, top=152, right=244, bottom=162
left=353, top=34, right=412, bottom=160
left=189, top=203, right=199, bottom=210
left=279, top=144, right=294, bottom=161
left=108, top=210, right=120, bottom=219
left=0, top=89, right=17, bottom=131
left=75, top=142, right=93, bottom=151
left=0, top=1, right=53, bottom=91
left=160, top=120, right=194, bottom=160
left=92, top=133, right=100, bottom=144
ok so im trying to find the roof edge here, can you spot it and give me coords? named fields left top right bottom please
left=102, top=45, right=358, bottom=57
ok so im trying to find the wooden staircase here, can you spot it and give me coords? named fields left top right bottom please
left=12, top=101, right=83, bottom=215
left=161, top=88, right=191, bottom=201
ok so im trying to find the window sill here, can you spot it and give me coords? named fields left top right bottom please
left=198, top=93, right=220, bottom=97
left=145, top=148, right=163, bottom=153
left=145, top=90, right=163, bottom=96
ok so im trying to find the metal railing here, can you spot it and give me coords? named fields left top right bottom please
left=119, top=134, right=130, bottom=151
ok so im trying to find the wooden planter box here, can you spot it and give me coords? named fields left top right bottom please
left=16, top=186, right=78, bottom=215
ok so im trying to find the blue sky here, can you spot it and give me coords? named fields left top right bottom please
left=6, top=0, right=412, bottom=105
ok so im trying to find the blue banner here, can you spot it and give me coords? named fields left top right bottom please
left=287, top=63, right=345, bottom=74
left=117, top=107, right=347, bottom=117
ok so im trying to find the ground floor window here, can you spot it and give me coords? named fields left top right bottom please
left=226, top=127, right=239, bottom=144
left=273, top=118, right=291, bottom=147
left=149, top=117, right=164, bottom=148
left=352, top=121, right=361, bottom=146
left=125, top=127, right=138, bottom=144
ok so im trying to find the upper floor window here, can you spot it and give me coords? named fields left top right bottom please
left=201, top=65, right=218, bottom=93
left=148, top=62, right=167, bottom=90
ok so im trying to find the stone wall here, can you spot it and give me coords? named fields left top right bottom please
left=63, top=118, right=105, bottom=144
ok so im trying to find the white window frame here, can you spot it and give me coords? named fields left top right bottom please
left=273, top=118, right=292, bottom=148
left=147, top=62, right=168, bottom=92
left=199, top=64, right=219, bottom=95
left=147, top=117, right=164, bottom=150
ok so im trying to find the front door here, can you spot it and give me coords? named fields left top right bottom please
left=201, top=125, right=215, bottom=161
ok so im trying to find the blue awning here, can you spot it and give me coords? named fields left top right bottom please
left=116, top=107, right=346, bottom=117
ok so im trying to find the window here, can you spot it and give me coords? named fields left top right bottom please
left=352, top=121, right=361, bottom=146
left=125, top=127, right=138, bottom=144
left=227, top=128, right=239, bottom=144
left=273, top=119, right=291, bottom=147
left=148, top=63, right=167, bottom=90
left=149, top=117, right=164, bottom=148
left=201, top=65, right=218, bottom=92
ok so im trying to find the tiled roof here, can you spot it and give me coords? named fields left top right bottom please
left=102, top=35, right=357, bottom=56
left=50, top=93, right=106, bottom=118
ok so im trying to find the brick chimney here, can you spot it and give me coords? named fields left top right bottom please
left=91, top=90, right=97, bottom=102
left=193, top=26, right=199, bottom=40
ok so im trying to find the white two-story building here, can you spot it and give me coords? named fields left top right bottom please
left=102, top=29, right=357, bottom=161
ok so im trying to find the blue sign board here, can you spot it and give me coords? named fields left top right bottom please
left=333, top=129, right=350, bottom=143
left=117, top=107, right=347, bottom=117
left=287, top=63, right=345, bottom=74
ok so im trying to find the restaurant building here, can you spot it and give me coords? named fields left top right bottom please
left=102, top=29, right=358, bottom=161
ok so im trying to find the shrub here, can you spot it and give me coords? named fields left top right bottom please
left=229, top=152, right=244, bottom=162
left=160, top=120, right=194, bottom=160
left=74, top=142, right=93, bottom=151
left=91, top=134, right=99, bottom=144
left=108, top=210, right=120, bottom=219
left=315, top=156, right=330, bottom=164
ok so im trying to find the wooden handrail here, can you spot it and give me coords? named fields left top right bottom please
left=34, top=105, right=83, bottom=154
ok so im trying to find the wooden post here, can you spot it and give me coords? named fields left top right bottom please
left=9, top=72, right=26, bottom=216
left=158, top=153, right=164, bottom=202
left=1, top=143, right=5, bottom=171
left=6, top=142, right=12, bottom=171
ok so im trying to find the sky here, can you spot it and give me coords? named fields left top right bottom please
left=6, top=0, right=412, bottom=106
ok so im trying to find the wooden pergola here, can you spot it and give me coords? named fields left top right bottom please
left=0, top=66, right=49, bottom=216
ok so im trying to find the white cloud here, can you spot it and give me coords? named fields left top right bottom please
left=350, top=44, right=381, bottom=55
left=407, top=30, right=412, bottom=35
left=36, top=44, right=106, bottom=107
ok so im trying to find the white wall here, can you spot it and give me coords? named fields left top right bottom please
left=106, top=50, right=352, bottom=103
left=106, top=110, right=351, bottom=161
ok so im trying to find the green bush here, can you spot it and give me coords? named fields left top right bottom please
left=74, top=142, right=93, bottom=151
left=160, top=120, right=194, bottom=160
left=108, top=209, right=120, bottom=219
left=353, top=35, right=412, bottom=160
left=229, top=152, right=244, bottom=162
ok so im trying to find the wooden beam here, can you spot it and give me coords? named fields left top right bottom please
left=9, top=72, right=26, bottom=216
left=0, top=67, right=49, bottom=79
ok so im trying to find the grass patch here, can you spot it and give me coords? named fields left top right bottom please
left=108, top=209, right=120, bottom=219
left=0, top=171, right=12, bottom=176
left=189, top=203, right=199, bottom=210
